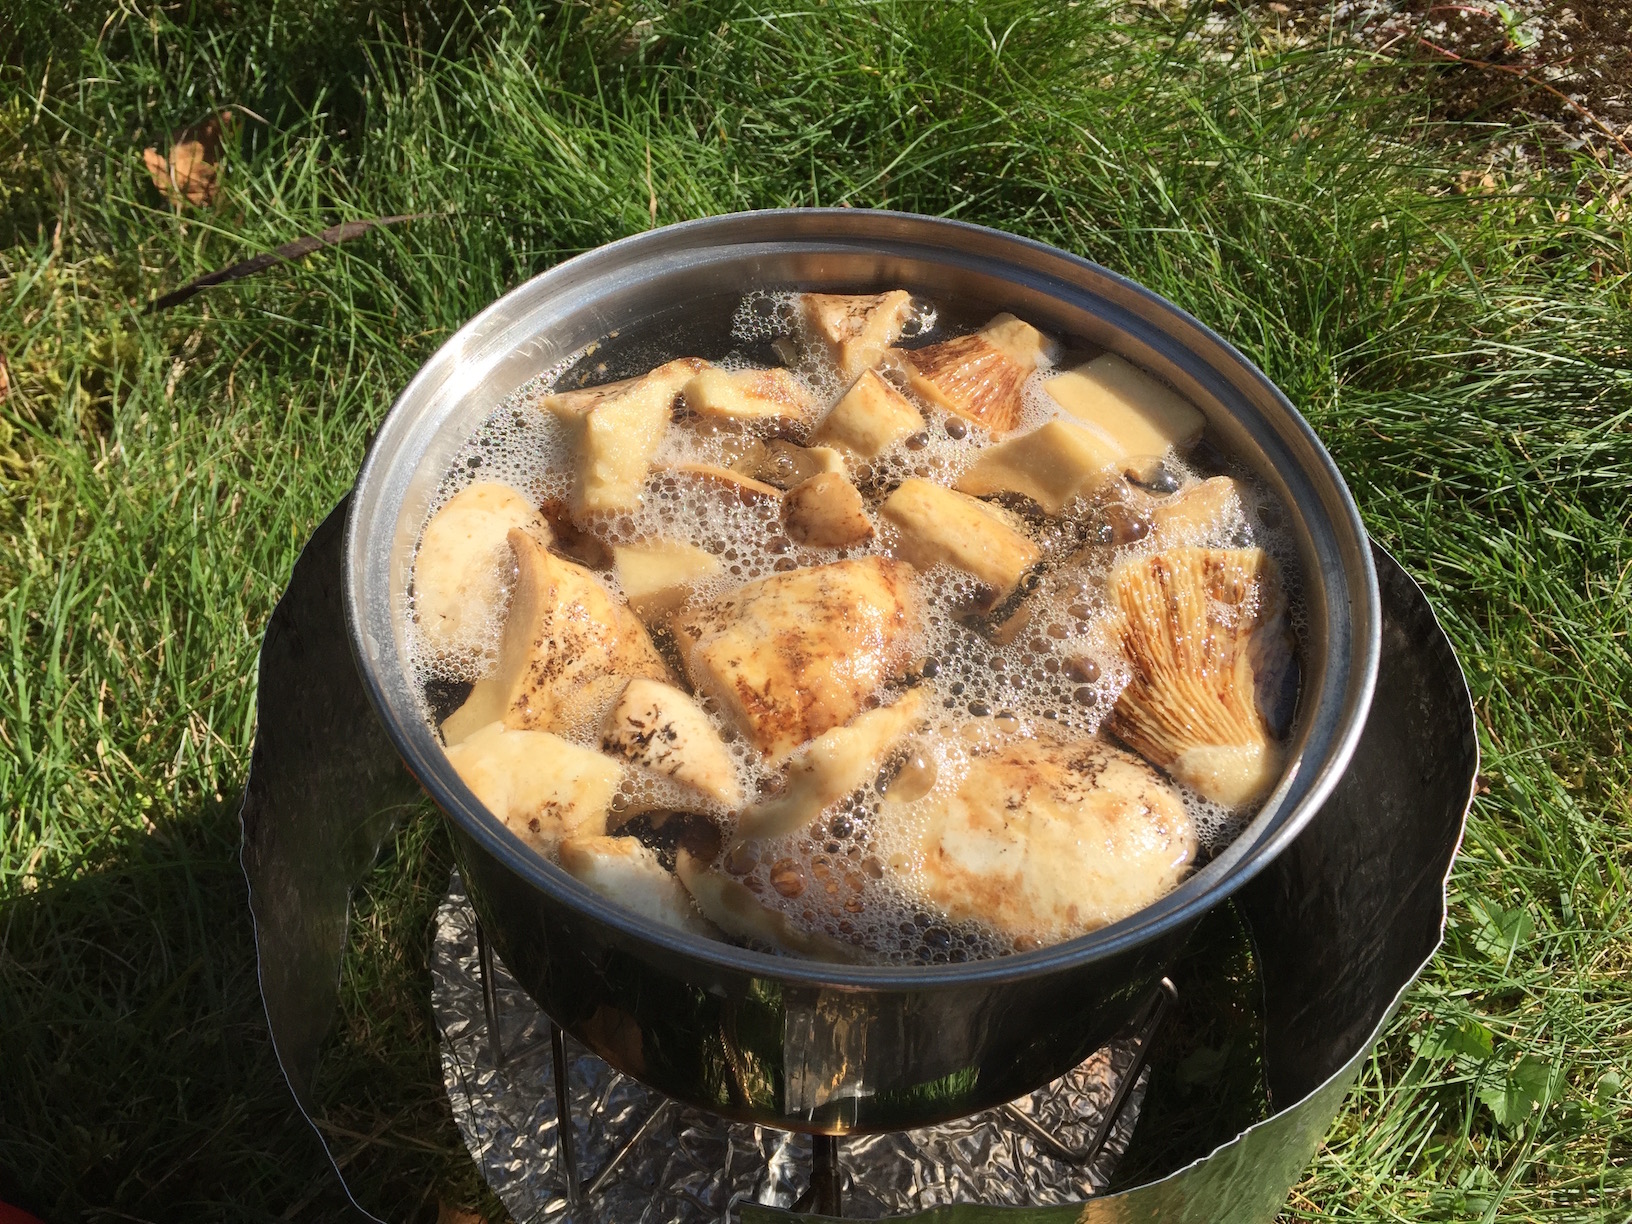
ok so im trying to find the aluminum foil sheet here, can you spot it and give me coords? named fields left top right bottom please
left=433, top=877, right=1146, bottom=1223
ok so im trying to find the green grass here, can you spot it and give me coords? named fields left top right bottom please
left=1, top=1, right=1628, bottom=1219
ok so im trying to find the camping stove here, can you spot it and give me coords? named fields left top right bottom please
left=242, top=501, right=1474, bottom=1224
left=435, top=876, right=1169, bottom=1222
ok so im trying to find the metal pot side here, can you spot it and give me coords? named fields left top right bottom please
left=344, top=210, right=1380, bottom=1132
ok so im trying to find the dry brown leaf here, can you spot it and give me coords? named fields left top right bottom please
left=435, top=1202, right=486, bottom=1224
left=143, top=112, right=233, bottom=209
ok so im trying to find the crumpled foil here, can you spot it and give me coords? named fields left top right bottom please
left=433, top=877, right=1146, bottom=1223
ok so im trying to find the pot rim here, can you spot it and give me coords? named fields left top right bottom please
left=345, top=207, right=1381, bottom=989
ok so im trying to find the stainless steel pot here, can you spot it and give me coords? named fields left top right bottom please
left=344, top=210, right=1380, bottom=1134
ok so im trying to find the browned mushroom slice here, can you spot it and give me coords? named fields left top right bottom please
left=611, top=538, right=722, bottom=622
left=879, top=478, right=1040, bottom=609
left=1044, top=354, right=1205, bottom=459
left=736, top=690, right=928, bottom=842
left=1107, top=547, right=1290, bottom=808
left=782, top=471, right=874, bottom=548
left=799, top=290, right=915, bottom=379
left=895, top=313, right=1054, bottom=434
left=559, top=836, right=722, bottom=937
left=543, top=358, right=706, bottom=516
left=413, top=482, right=553, bottom=663
left=672, top=557, right=920, bottom=763
left=882, top=729, right=1195, bottom=948
left=675, top=849, right=866, bottom=961
left=446, top=722, right=623, bottom=854
left=441, top=529, right=673, bottom=745
left=601, top=677, right=743, bottom=807
left=811, top=369, right=925, bottom=459
left=953, top=420, right=1121, bottom=515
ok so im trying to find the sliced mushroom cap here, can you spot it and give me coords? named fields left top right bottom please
left=559, top=835, right=721, bottom=938
left=602, top=677, right=744, bottom=808
left=1044, top=354, right=1205, bottom=460
left=413, top=481, right=552, bottom=662
left=544, top=358, right=706, bottom=517
left=446, top=721, right=622, bottom=853
left=1106, top=546, right=1289, bottom=808
left=442, top=529, right=674, bottom=742
left=882, top=729, right=1195, bottom=948
left=673, top=556, right=921, bottom=763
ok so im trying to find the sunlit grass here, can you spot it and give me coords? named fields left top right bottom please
left=0, top=1, right=1627, bottom=1219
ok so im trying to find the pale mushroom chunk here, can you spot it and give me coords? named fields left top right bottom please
left=601, top=677, right=743, bottom=807
left=675, top=849, right=866, bottom=962
left=413, top=482, right=553, bottom=662
left=782, top=471, right=875, bottom=548
left=895, top=313, right=1055, bottom=435
left=446, top=721, right=622, bottom=854
left=544, top=357, right=705, bottom=516
left=799, top=290, right=915, bottom=380
left=559, top=836, right=721, bottom=938
left=682, top=367, right=817, bottom=424
left=441, top=529, right=673, bottom=745
left=672, top=557, right=920, bottom=763
left=1107, top=547, right=1290, bottom=808
left=811, top=369, right=924, bottom=459
left=883, top=731, right=1196, bottom=948
left=1043, top=354, right=1205, bottom=460
left=879, top=478, right=1040, bottom=608
left=953, top=420, right=1121, bottom=515
left=736, top=690, right=928, bottom=842
left=611, top=538, right=723, bottom=622
left=1148, top=475, right=1242, bottom=544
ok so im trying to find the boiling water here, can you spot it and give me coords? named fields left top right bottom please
left=402, top=291, right=1304, bottom=964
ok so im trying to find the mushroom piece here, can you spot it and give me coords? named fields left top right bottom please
left=953, top=419, right=1121, bottom=515
left=735, top=689, right=928, bottom=843
left=879, top=478, right=1040, bottom=610
left=662, top=461, right=784, bottom=505
left=1106, top=547, right=1291, bottom=808
left=558, top=836, right=721, bottom=937
left=673, top=557, right=920, bottom=763
left=675, top=849, right=866, bottom=962
left=732, top=438, right=847, bottom=490
left=441, top=529, right=673, bottom=745
left=412, top=482, right=553, bottom=662
left=881, top=729, right=1196, bottom=948
left=601, top=677, right=743, bottom=808
left=611, top=538, right=723, bottom=622
left=895, top=313, right=1055, bottom=434
left=1147, top=475, right=1243, bottom=544
left=799, top=290, right=915, bottom=380
left=543, top=358, right=706, bottom=517
left=682, top=367, right=817, bottom=426
left=811, top=368, right=925, bottom=459
left=1043, top=354, right=1205, bottom=460
left=446, top=721, right=622, bottom=854
left=782, top=471, right=875, bottom=548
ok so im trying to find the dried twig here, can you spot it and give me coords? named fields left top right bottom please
left=144, top=213, right=426, bottom=313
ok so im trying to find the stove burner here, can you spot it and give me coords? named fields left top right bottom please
left=434, top=877, right=1168, bottom=1222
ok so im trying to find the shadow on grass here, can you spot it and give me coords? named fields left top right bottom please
left=0, top=794, right=485, bottom=1222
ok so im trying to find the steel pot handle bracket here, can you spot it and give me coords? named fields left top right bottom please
left=240, top=502, right=1476, bottom=1224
